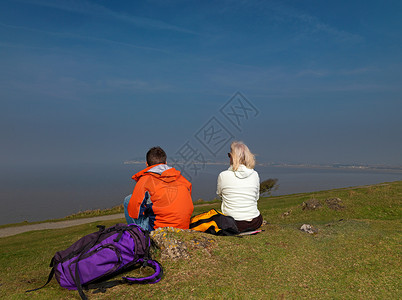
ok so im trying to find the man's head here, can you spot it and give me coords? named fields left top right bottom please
left=146, top=146, right=167, bottom=166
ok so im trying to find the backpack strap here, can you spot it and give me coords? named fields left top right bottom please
left=25, top=257, right=56, bottom=293
left=83, top=258, right=163, bottom=294
left=74, top=229, right=105, bottom=300
left=122, top=259, right=163, bottom=284
left=83, top=279, right=125, bottom=294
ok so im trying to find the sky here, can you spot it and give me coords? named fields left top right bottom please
left=1, top=0, right=401, bottom=167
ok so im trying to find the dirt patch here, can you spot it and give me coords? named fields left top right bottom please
left=302, top=199, right=322, bottom=210
left=301, top=197, right=346, bottom=211
left=325, top=197, right=345, bottom=211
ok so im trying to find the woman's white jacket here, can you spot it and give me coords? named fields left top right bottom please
left=217, top=164, right=260, bottom=221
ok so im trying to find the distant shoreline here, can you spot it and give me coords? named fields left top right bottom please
left=124, top=160, right=402, bottom=173
left=2, top=164, right=401, bottom=226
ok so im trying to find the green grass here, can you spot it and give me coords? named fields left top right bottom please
left=0, top=181, right=401, bottom=299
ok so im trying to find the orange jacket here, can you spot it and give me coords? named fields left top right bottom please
left=127, top=164, right=193, bottom=230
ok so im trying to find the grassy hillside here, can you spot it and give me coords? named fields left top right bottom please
left=0, top=181, right=401, bottom=299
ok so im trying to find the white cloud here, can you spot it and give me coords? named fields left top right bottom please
left=0, top=22, right=168, bottom=53
left=17, top=0, right=198, bottom=35
left=227, top=1, right=363, bottom=44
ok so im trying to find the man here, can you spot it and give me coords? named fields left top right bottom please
left=124, top=146, right=193, bottom=231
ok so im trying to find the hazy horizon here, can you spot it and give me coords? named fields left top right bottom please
left=1, top=163, right=401, bottom=225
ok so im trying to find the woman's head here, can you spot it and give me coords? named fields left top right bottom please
left=229, top=141, right=256, bottom=170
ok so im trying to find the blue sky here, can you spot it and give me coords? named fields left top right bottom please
left=1, top=0, right=401, bottom=166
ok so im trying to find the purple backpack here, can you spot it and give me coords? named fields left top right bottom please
left=27, top=223, right=163, bottom=299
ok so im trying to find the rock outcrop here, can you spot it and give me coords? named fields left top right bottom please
left=150, top=227, right=216, bottom=260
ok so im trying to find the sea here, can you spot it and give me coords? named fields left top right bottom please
left=1, top=163, right=401, bottom=225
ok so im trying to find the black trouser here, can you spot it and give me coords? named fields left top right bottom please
left=235, top=214, right=263, bottom=232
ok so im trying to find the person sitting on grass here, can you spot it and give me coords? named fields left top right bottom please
left=124, top=146, right=194, bottom=231
left=217, top=141, right=263, bottom=232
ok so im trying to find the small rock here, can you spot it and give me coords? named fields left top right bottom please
left=325, top=197, right=345, bottom=210
left=299, top=224, right=318, bottom=234
left=281, top=210, right=292, bottom=218
left=302, top=199, right=322, bottom=210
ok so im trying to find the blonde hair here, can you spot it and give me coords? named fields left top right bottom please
left=230, top=141, right=256, bottom=171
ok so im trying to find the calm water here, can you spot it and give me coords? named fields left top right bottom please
left=1, top=163, right=401, bottom=225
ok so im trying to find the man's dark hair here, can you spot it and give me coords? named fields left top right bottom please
left=146, top=146, right=167, bottom=166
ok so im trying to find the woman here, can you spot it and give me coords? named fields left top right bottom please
left=217, top=141, right=263, bottom=232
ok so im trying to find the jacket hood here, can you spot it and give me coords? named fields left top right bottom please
left=132, top=164, right=182, bottom=183
left=228, top=164, right=255, bottom=179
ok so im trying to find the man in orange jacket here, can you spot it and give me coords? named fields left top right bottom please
left=124, top=146, right=194, bottom=231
